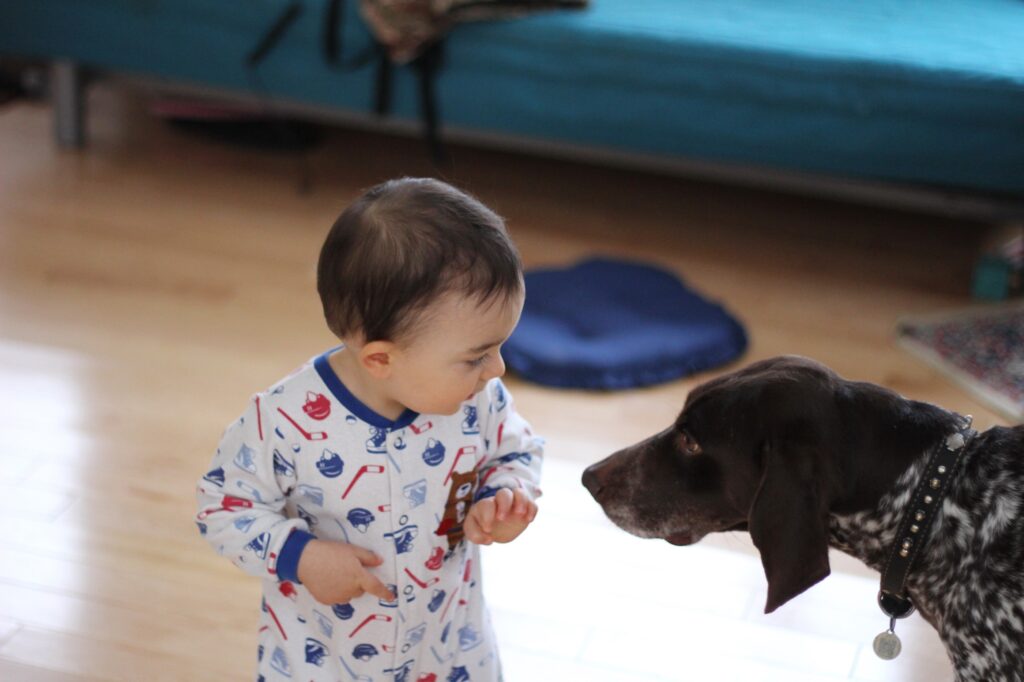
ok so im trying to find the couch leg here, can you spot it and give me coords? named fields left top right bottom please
left=52, top=59, right=85, bottom=148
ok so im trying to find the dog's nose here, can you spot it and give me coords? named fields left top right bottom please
left=582, top=464, right=603, bottom=497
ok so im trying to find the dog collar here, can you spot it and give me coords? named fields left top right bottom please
left=873, top=414, right=976, bottom=660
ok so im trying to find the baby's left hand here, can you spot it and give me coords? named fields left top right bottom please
left=464, top=488, right=537, bottom=545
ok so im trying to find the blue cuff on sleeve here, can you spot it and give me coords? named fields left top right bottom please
left=277, top=529, right=316, bottom=583
left=474, top=485, right=507, bottom=502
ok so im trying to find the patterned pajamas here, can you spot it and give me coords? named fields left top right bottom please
left=196, top=350, right=543, bottom=682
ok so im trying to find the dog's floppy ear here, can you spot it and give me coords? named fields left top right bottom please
left=748, top=436, right=832, bottom=613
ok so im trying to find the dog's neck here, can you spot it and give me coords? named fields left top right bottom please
left=827, top=411, right=978, bottom=568
left=828, top=424, right=1024, bottom=679
left=828, top=445, right=936, bottom=571
left=825, top=391, right=962, bottom=554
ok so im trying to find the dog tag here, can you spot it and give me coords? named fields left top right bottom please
left=873, top=619, right=902, bottom=660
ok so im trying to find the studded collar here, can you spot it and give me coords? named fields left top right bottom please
left=877, top=414, right=976, bottom=621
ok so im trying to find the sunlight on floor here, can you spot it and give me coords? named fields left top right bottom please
left=483, top=458, right=952, bottom=682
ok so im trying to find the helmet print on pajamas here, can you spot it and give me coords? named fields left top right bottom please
left=196, top=350, right=543, bottom=682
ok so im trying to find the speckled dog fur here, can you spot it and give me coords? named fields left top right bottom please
left=831, top=426, right=1024, bottom=681
left=584, top=356, right=1024, bottom=682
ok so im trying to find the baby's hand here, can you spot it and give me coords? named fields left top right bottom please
left=464, top=488, right=538, bottom=545
left=296, top=539, right=396, bottom=605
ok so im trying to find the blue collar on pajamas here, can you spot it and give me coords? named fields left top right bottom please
left=314, top=349, right=419, bottom=431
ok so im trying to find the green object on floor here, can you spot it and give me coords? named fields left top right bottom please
left=972, top=254, right=1013, bottom=301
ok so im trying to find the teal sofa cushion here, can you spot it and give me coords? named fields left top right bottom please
left=2, top=0, right=1022, bottom=193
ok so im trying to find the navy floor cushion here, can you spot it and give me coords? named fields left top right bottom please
left=504, top=258, right=748, bottom=389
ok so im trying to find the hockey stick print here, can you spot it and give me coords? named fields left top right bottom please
left=342, top=464, right=385, bottom=499
left=265, top=601, right=288, bottom=640
left=196, top=494, right=253, bottom=520
left=440, top=558, right=473, bottom=621
left=256, top=396, right=264, bottom=440
left=373, top=448, right=401, bottom=473
left=235, top=480, right=266, bottom=504
left=430, top=645, right=454, bottom=664
left=410, top=420, right=433, bottom=435
left=404, top=567, right=439, bottom=589
left=349, top=613, right=393, bottom=638
left=338, top=654, right=372, bottom=682
left=480, top=466, right=516, bottom=487
left=439, top=589, right=459, bottom=622
left=443, top=446, right=478, bottom=485
left=277, top=407, right=327, bottom=441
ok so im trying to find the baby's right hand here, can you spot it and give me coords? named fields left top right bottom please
left=296, top=539, right=396, bottom=605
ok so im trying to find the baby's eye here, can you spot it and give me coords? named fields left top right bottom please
left=467, top=355, right=487, bottom=368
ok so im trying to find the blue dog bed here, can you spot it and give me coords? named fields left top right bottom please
left=504, top=258, right=748, bottom=389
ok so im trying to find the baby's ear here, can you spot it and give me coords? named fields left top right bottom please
left=360, top=340, right=396, bottom=378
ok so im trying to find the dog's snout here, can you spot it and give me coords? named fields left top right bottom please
left=582, top=462, right=606, bottom=497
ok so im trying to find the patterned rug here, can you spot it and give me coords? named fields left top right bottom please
left=897, top=303, right=1024, bottom=422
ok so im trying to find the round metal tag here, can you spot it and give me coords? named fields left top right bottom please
left=873, top=631, right=902, bottom=660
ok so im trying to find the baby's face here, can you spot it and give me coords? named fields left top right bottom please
left=388, top=290, right=524, bottom=416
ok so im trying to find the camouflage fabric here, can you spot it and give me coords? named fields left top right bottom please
left=361, top=0, right=588, bottom=63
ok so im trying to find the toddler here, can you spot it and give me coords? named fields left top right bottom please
left=196, top=177, right=543, bottom=682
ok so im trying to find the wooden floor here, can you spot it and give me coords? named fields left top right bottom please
left=0, top=84, right=1005, bottom=681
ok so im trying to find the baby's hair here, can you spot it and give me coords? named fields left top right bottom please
left=317, top=177, right=523, bottom=343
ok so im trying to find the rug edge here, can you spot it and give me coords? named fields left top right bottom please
left=895, top=334, right=1024, bottom=423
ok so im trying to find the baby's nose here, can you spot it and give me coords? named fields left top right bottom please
left=491, top=352, right=506, bottom=379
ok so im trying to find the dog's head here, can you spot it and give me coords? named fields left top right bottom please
left=583, top=355, right=945, bottom=613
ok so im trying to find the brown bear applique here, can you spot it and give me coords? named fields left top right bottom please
left=434, top=469, right=477, bottom=550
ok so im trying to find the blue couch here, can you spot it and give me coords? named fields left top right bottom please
left=3, top=0, right=1023, bottom=204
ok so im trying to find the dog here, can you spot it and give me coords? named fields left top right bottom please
left=582, top=356, right=1024, bottom=682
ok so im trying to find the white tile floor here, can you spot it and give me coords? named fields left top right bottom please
left=482, top=458, right=953, bottom=682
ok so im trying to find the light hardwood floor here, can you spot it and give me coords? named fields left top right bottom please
left=0, top=83, right=1005, bottom=681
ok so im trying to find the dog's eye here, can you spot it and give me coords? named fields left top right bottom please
left=678, top=430, right=702, bottom=456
